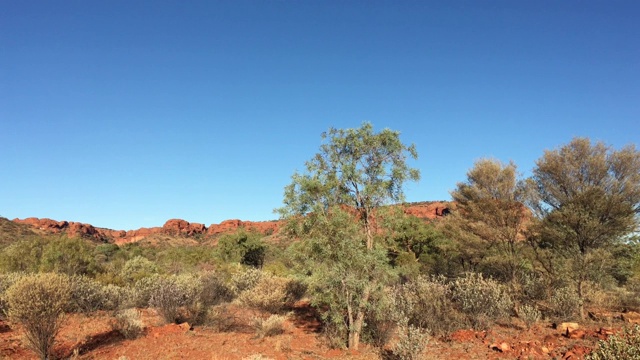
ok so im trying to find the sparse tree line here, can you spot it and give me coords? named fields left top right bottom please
left=1, top=123, right=639, bottom=359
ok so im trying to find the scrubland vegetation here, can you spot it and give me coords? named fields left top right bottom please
left=1, top=123, right=639, bottom=359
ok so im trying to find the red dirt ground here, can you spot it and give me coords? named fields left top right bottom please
left=0, top=304, right=631, bottom=360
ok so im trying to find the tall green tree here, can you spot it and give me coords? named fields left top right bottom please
left=277, top=122, right=419, bottom=350
left=529, top=138, right=640, bottom=318
left=443, top=159, right=531, bottom=284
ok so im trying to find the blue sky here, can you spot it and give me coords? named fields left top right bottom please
left=2, top=1, right=639, bottom=230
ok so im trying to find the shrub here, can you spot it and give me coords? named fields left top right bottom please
left=111, top=308, right=144, bottom=339
left=120, top=256, right=159, bottom=283
left=517, top=304, right=542, bottom=329
left=252, top=314, right=287, bottom=338
left=131, top=274, right=164, bottom=308
left=0, top=272, right=25, bottom=317
left=391, top=318, right=429, bottom=360
left=148, top=274, right=203, bottom=324
left=5, top=273, right=71, bottom=360
left=551, top=286, right=581, bottom=320
left=230, top=268, right=263, bottom=295
left=585, top=325, right=640, bottom=360
left=101, top=284, right=134, bottom=311
left=199, top=271, right=235, bottom=306
left=238, top=274, right=289, bottom=313
left=205, top=304, right=237, bottom=332
left=68, top=275, right=108, bottom=313
left=393, top=275, right=465, bottom=336
left=451, top=272, right=513, bottom=329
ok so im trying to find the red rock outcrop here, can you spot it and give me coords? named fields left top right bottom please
left=402, top=201, right=452, bottom=220
left=207, top=219, right=280, bottom=236
left=11, top=201, right=450, bottom=245
left=163, top=219, right=207, bottom=236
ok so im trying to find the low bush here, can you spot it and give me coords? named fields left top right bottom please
left=517, top=304, right=542, bottom=329
left=0, top=272, right=25, bottom=317
left=200, top=271, right=235, bottom=306
left=148, top=274, right=203, bottom=324
left=238, top=274, right=289, bottom=313
left=205, top=304, right=237, bottom=332
left=451, top=272, right=514, bottom=329
left=252, top=314, right=287, bottom=338
left=585, top=325, right=640, bottom=360
left=391, top=319, right=429, bottom=360
left=68, top=275, right=107, bottom=313
left=393, top=275, right=465, bottom=336
left=230, top=268, right=263, bottom=295
left=111, top=308, right=144, bottom=339
left=5, top=273, right=71, bottom=360
left=551, top=286, right=580, bottom=320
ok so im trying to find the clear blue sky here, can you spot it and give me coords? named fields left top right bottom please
left=2, top=1, right=639, bottom=230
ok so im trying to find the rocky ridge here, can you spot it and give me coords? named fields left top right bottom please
left=12, top=201, right=450, bottom=245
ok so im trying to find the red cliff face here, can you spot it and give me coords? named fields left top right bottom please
left=402, top=201, right=452, bottom=220
left=11, top=201, right=450, bottom=245
left=12, top=218, right=104, bottom=240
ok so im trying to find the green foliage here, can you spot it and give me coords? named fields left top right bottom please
left=199, top=271, right=235, bottom=306
left=530, top=138, right=640, bottom=318
left=443, top=159, right=531, bottom=284
left=393, top=276, right=465, bottom=336
left=120, top=256, right=159, bottom=283
left=289, top=207, right=395, bottom=349
left=5, top=273, right=71, bottom=360
left=550, top=286, right=581, bottom=320
left=40, top=237, right=99, bottom=276
left=0, top=272, right=25, bottom=317
left=277, top=123, right=418, bottom=350
left=68, top=275, right=109, bottom=313
left=586, top=325, right=640, bottom=360
left=111, top=308, right=144, bottom=339
left=216, top=231, right=266, bottom=268
left=516, top=304, right=542, bottom=329
left=148, top=274, right=203, bottom=324
left=252, top=314, right=287, bottom=338
left=0, top=238, right=47, bottom=273
left=230, top=267, right=263, bottom=295
left=451, top=272, right=514, bottom=329
left=379, top=208, right=447, bottom=277
left=237, top=273, right=303, bottom=313
left=391, top=318, right=429, bottom=360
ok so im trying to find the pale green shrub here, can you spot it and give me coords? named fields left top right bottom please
left=131, top=274, right=163, bottom=308
left=148, top=274, right=203, bottom=324
left=392, top=318, right=429, bottom=360
left=238, top=274, right=289, bottom=313
left=199, top=271, right=235, bottom=306
left=585, top=325, right=640, bottom=360
left=101, top=284, right=135, bottom=310
left=68, top=275, right=107, bottom=313
left=231, top=268, right=263, bottom=295
left=0, top=272, right=25, bottom=317
left=551, top=286, right=580, bottom=320
left=252, top=314, right=287, bottom=338
left=5, top=273, right=71, bottom=360
left=451, top=272, right=513, bottom=329
left=205, top=304, right=237, bottom=332
left=120, top=256, right=158, bottom=283
left=393, top=276, right=465, bottom=336
left=111, top=308, right=144, bottom=339
left=517, top=304, right=542, bottom=328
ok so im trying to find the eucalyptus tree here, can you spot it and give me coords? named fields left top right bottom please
left=529, top=138, right=640, bottom=318
left=443, top=159, right=531, bottom=284
left=277, top=122, right=420, bottom=349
